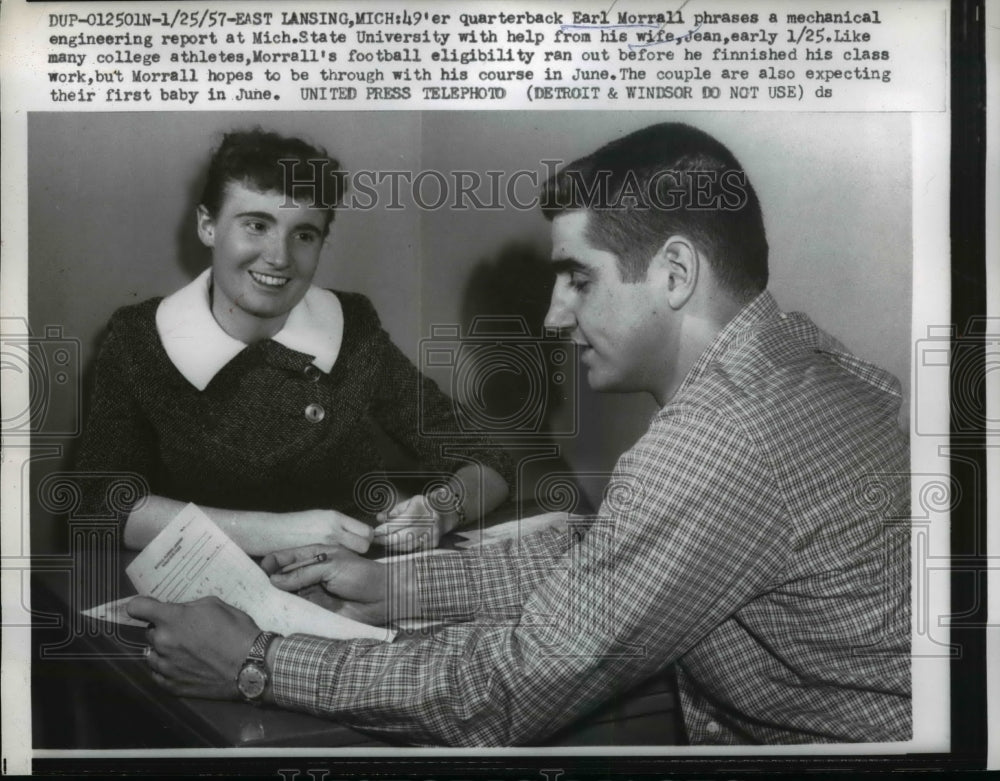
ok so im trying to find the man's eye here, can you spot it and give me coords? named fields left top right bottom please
left=244, top=220, right=267, bottom=233
left=295, top=231, right=319, bottom=244
left=568, top=274, right=590, bottom=292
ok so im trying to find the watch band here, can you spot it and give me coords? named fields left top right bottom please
left=432, top=484, right=466, bottom=529
left=247, top=630, right=279, bottom=665
left=236, top=630, right=279, bottom=704
left=453, top=498, right=467, bottom=528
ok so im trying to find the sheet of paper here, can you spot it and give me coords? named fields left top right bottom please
left=451, top=511, right=568, bottom=549
left=80, top=596, right=146, bottom=628
left=374, top=547, right=450, bottom=564
left=123, top=503, right=393, bottom=642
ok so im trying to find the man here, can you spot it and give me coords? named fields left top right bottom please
left=130, top=122, right=911, bottom=745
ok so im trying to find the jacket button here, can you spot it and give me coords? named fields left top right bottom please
left=706, top=721, right=720, bottom=734
left=304, top=403, right=325, bottom=423
left=304, top=364, right=322, bottom=382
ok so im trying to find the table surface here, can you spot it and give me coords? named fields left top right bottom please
left=32, top=503, right=677, bottom=748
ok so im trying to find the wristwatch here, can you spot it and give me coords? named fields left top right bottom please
left=431, top=484, right=466, bottom=531
left=236, top=630, right=279, bottom=704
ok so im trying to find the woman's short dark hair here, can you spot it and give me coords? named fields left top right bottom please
left=200, top=128, right=346, bottom=232
left=541, top=122, right=768, bottom=301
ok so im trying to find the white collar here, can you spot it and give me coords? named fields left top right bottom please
left=155, top=269, right=344, bottom=390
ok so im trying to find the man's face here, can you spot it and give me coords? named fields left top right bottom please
left=544, top=210, right=670, bottom=395
left=197, top=181, right=329, bottom=341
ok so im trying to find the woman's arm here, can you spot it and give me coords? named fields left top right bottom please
left=74, top=311, right=159, bottom=527
left=371, top=462, right=509, bottom=550
left=123, top=494, right=373, bottom=556
left=449, top=462, right=509, bottom=526
left=358, top=304, right=514, bottom=549
left=78, top=310, right=374, bottom=557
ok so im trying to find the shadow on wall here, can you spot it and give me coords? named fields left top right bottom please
left=455, top=241, right=593, bottom=515
left=31, top=167, right=211, bottom=556
left=66, top=168, right=210, bottom=479
left=175, top=167, right=211, bottom=280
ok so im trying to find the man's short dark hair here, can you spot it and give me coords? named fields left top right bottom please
left=200, top=128, right=346, bottom=233
left=541, top=123, right=768, bottom=301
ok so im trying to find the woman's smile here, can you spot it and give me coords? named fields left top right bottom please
left=249, top=270, right=291, bottom=289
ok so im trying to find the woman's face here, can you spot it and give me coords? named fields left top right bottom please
left=196, top=181, right=330, bottom=342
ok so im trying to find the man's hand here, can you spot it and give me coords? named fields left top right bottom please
left=126, top=595, right=261, bottom=700
left=372, top=493, right=455, bottom=552
left=261, top=544, right=392, bottom=626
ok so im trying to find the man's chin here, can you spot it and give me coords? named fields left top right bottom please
left=585, top=368, right=617, bottom=393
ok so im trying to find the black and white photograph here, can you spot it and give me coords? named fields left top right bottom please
left=26, top=109, right=917, bottom=745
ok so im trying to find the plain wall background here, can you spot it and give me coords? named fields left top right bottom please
left=28, top=111, right=911, bottom=551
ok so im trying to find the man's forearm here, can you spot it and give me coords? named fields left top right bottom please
left=414, top=525, right=571, bottom=621
left=257, top=528, right=657, bottom=746
left=381, top=557, right=422, bottom=623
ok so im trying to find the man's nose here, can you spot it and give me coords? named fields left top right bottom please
left=544, top=283, right=576, bottom=334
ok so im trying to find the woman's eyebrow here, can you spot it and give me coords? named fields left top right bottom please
left=232, top=212, right=323, bottom=234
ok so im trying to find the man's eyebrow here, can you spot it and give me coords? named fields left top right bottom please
left=550, top=259, right=589, bottom=274
left=234, top=210, right=277, bottom=222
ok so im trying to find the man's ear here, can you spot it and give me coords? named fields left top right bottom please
left=195, top=205, right=215, bottom=248
left=649, top=236, right=698, bottom=310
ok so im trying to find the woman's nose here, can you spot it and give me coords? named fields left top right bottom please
left=263, top=236, right=291, bottom=268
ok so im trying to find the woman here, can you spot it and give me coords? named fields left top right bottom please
left=75, top=129, right=512, bottom=555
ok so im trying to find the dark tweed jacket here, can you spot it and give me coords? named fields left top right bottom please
left=74, top=291, right=515, bottom=525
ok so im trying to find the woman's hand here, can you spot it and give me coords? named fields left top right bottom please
left=261, top=544, right=390, bottom=626
left=286, top=509, right=374, bottom=553
left=372, top=494, right=456, bottom=552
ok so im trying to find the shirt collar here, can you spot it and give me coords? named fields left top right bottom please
left=155, top=269, right=344, bottom=390
left=674, top=290, right=781, bottom=399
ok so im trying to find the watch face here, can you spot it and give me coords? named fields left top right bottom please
left=237, top=662, right=267, bottom=700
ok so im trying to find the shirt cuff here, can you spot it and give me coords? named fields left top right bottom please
left=414, top=528, right=569, bottom=621
left=270, top=634, right=347, bottom=713
left=414, top=550, right=482, bottom=621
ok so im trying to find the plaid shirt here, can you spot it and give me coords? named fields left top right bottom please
left=271, top=292, right=911, bottom=745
